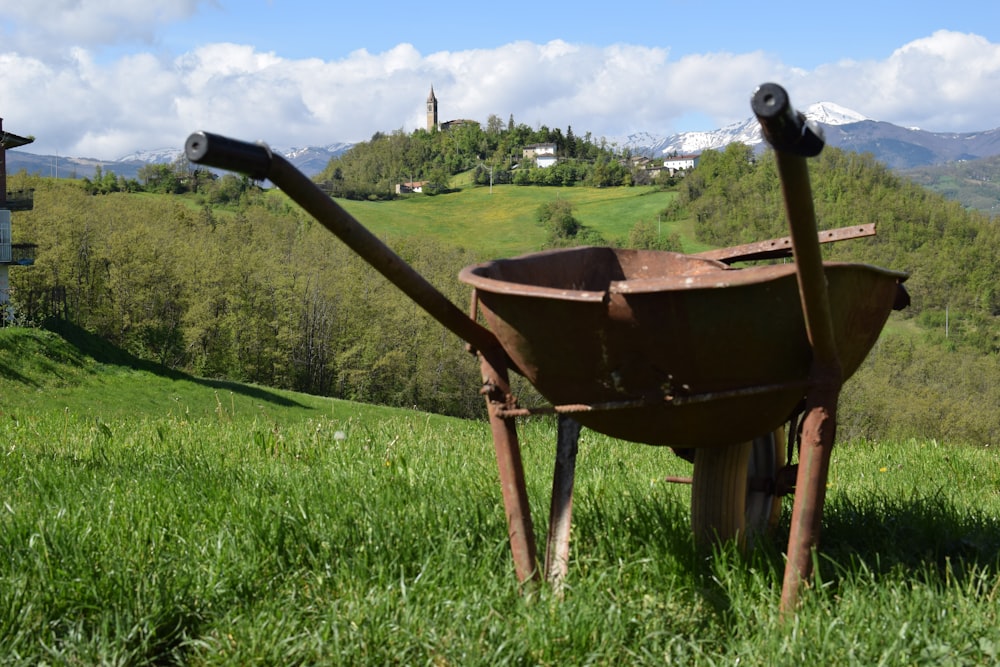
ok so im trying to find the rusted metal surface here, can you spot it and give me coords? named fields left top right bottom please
left=479, top=346, right=539, bottom=584
left=494, top=378, right=813, bottom=419
left=460, top=248, right=905, bottom=448
left=695, top=223, right=876, bottom=264
left=664, top=476, right=694, bottom=485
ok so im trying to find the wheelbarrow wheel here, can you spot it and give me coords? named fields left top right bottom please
left=691, top=428, right=785, bottom=552
left=747, top=426, right=786, bottom=536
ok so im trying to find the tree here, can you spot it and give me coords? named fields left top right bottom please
left=565, top=125, right=577, bottom=158
left=626, top=220, right=683, bottom=252
left=486, top=114, right=504, bottom=135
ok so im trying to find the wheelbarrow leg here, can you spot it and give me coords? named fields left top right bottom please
left=751, top=84, right=845, bottom=613
left=544, top=415, right=581, bottom=594
left=479, top=348, right=539, bottom=584
left=780, top=383, right=838, bottom=613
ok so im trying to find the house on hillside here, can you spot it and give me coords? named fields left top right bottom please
left=662, top=154, right=700, bottom=173
left=523, top=142, right=558, bottom=168
left=396, top=180, right=428, bottom=194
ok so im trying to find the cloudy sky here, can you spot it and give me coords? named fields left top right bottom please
left=1, top=0, right=998, bottom=160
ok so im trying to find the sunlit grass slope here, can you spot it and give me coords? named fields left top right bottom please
left=323, top=184, right=701, bottom=257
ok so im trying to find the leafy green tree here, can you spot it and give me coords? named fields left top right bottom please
left=537, top=199, right=579, bottom=238
left=626, top=220, right=683, bottom=251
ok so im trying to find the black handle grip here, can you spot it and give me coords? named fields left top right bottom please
left=751, top=83, right=825, bottom=157
left=184, top=131, right=274, bottom=181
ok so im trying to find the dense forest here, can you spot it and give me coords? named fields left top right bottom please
left=902, top=153, right=1000, bottom=216
left=5, top=139, right=999, bottom=445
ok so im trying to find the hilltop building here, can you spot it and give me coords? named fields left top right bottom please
left=426, top=86, right=438, bottom=131
left=425, top=86, right=480, bottom=133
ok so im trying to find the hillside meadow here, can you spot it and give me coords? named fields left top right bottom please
left=1, top=326, right=998, bottom=664
left=306, top=180, right=699, bottom=257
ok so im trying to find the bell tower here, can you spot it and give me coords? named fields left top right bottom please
left=426, top=85, right=438, bottom=131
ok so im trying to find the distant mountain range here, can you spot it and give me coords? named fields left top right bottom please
left=5, top=142, right=355, bottom=182
left=7, top=104, right=1000, bottom=180
left=620, top=102, right=1000, bottom=169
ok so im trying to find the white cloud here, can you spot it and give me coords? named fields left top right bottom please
left=0, top=26, right=998, bottom=159
left=0, top=0, right=210, bottom=53
left=800, top=30, right=1000, bottom=131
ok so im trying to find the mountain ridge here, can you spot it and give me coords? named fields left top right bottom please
left=6, top=104, right=1000, bottom=180
left=619, top=102, right=1000, bottom=169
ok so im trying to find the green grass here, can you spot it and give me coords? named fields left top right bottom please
left=1, top=326, right=998, bottom=664
left=323, top=184, right=692, bottom=257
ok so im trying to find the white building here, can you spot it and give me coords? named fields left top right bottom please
left=523, top=143, right=558, bottom=168
left=662, top=154, right=700, bottom=172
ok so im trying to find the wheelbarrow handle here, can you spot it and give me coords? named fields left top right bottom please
left=750, top=83, right=841, bottom=376
left=184, top=132, right=274, bottom=181
left=751, top=83, right=825, bottom=157
left=184, top=131, right=506, bottom=359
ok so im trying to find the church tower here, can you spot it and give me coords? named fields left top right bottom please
left=426, top=86, right=438, bottom=131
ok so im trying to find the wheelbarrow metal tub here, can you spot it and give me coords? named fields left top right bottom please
left=460, top=246, right=907, bottom=447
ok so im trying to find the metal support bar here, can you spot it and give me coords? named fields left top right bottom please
left=781, top=386, right=837, bottom=610
left=544, top=416, right=581, bottom=594
left=664, top=476, right=693, bottom=485
left=479, top=347, right=539, bottom=585
left=694, top=223, right=876, bottom=264
left=494, top=378, right=811, bottom=419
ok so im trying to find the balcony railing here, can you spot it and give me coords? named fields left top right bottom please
left=1, top=189, right=35, bottom=211
left=11, top=243, right=36, bottom=265
left=0, top=243, right=36, bottom=265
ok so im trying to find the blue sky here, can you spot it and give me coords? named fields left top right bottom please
left=1, top=0, right=998, bottom=159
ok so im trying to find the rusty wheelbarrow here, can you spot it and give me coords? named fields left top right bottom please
left=184, top=82, right=908, bottom=612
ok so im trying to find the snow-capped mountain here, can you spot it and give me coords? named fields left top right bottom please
left=115, top=142, right=356, bottom=168
left=805, top=101, right=869, bottom=125
left=5, top=142, right=355, bottom=181
left=278, top=143, right=355, bottom=175
left=116, top=147, right=185, bottom=163
left=619, top=102, right=1000, bottom=169
left=622, top=102, right=869, bottom=157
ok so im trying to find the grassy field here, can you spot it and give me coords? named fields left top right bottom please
left=1, top=326, right=998, bottom=664
left=298, top=184, right=700, bottom=258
